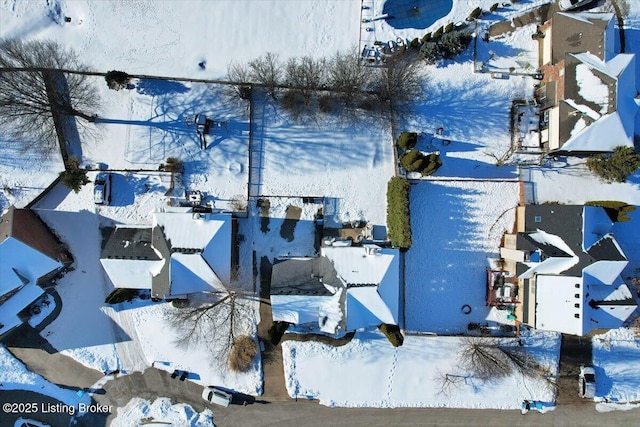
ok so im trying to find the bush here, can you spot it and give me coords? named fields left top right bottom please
left=445, top=22, right=454, bottom=33
left=319, top=94, right=335, bottom=113
left=421, top=32, right=432, bottom=43
left=229, top=335, right=258, bottom=372
left=585, top=201, right=637, bottom=222
left=469, top=7, right=483, bottom=20
left=400, top=150, right=443, bottom=176
left=490, top=3, right=499, bottom=12
left=419, top=42, right=441, bottom=64
left=397, top=132, right=418, bottom=150
left=105, top=70, right=131, bottom=90
left=586, top=146, right=640, bottom=183
left=387, top=177, right=411, bottom=249
left=280, top=89, right=305, bottom=112
left=410, top=38, right=420, bottom=49
left=105, top=288, right=139, bottom=304
left=433, top=26, right=444, bottom=40
left=378, top=324, right=404, bottom=347
left=268, top=321, right=290, bottom=345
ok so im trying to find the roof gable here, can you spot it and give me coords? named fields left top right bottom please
left=0, top=237, right=62, bottom=297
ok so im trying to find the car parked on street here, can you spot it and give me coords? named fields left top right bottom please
left=94, top=172, right=112, bottom=205
left=579, top=365, right=596, bottom=398
left=202, top=386, right=232, bottom=407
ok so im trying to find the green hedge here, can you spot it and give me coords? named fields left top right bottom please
left=387, top=177, right=411, bottom=249
left=585, top=201, right=637, bottom=222
left=378, top=323, right=404, bottom=347
left=400, top=150, right=443, bottom=176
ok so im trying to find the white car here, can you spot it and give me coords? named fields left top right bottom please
left=559, top=0, right=594, bottom=11
left=579, top=365, right=596, bottom=399
left=202, top=386, right=232, bottom=407
left=93, top=172, right=112, bottom=205
left=14, top=419, right=50, bottom=427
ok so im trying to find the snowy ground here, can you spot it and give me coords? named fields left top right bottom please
left=405, top=180, right=519, bottom=333
left=592, top=328, right=640, bottom=405
left=111, top=397, right=214, bottom=427
left=282, top=329, right=560, bottom=409
left=0, top=0, right=360, bottom=79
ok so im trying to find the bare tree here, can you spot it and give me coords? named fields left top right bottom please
left=248, top=52, right=282, bottom=100
left=168, top=290, right=256, bottom=368
left=226, top=60, right=252, bottom=100
left=376, top=55, right=422, bottom=111
left=0, top=39, right=99, bottom=155
left=328, top=49, right=370, bottom=107
left=284, top=56, right=326, bottom=105
left=437, top=337, right=558, bottom=394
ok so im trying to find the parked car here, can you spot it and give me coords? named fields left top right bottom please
left=579, top=365, right=596, bottom=398
left=559, top=0, right=594, bottom=11
left=14, top=419, right=50, bottom=427
left=202, top=386, right=232, bottom=407
left=94, top=172, right=111, bottom=205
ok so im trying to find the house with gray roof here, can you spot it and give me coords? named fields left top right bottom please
left=536, top=12, right=639, bottom=154
left=499, top=204, right=638, bottom=336
left=270, top=244, right=400, bottom=334
left=100, top=208, right=232, bottom=300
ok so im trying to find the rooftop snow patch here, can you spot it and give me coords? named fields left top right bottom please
left=575, top=63, right=609, bottom=114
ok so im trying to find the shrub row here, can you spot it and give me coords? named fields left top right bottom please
left=386, top=177, right=411, bottom=249
left=397, top=132, right=417, bottom=151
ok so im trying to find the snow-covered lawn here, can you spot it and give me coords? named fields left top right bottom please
left=0, top=345, right=92, bottom=408
left=256, top=98, right=395, bottom=226
left=112, top=397, right=214, bottom=427
left=593, top=328, right=640, bottom=404
left=405, top=180, right=519, bottom=333
left=282, top=330, right=560, bottom=409
left=0, top=0, right=360, bottom=79
left=525, top=159, right=640, bottom=206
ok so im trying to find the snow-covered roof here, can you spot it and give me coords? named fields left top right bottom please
left=558, top=53, right=637, bottom=153
left=582, top=206, right=613, bottom=250
left=556, top=12, right=613, bottom=26
left=271, top=295, right=331, bottom=325
left=0, top=281, right=44, bottom=336
left=518, top=230, right=579, bottom=278
left=0, top=236, right=62, bottom=297
left=169, top=253, right=225, bottom=296
left=324, top=246, right=400, bottom=330
left=155, top=211, right=232, bottom=284
left=100, top=258, right=165, bottom=290
left=583, top=260, right=628, bottom=285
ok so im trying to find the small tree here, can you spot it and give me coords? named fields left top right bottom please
left=329, top=49, right=369, bottom=107
left=586, top=146, right=640, bottom=183
left=229, top=335, right=258, bottom=372
left=59, top=156, right=89, bottom=192
left=226, top=61, right=252, bottom=100
left=105, top=70, right=131, bottom=90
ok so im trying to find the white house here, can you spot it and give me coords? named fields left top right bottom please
left=100, top=208, right=232, bottom=299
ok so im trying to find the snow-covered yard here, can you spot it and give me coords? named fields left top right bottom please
left=405, top=180, right=519, bottom=333
left=282, top=329, right=560, bottom=409
left=593, top=328, right=640, bottom=405
left=112, top=397, right=214, bottom=427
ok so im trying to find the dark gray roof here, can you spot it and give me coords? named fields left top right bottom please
left=587, top=235, right=626, bottom=262
left=270, top=257, right=338, bottom=296
left=101, top=227, right=161, bottom=261
left=551, top=13, right=611, bottom=65
left=516, top=205, right=588, bottom=276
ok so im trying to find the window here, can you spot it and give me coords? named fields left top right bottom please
left=574, top=313, right=580, bottom=318
left=574, top=303, right=580, bottom=308
left=574, top=283, right=580, bottom=288
left=574, top=294, right=580, bottom=298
